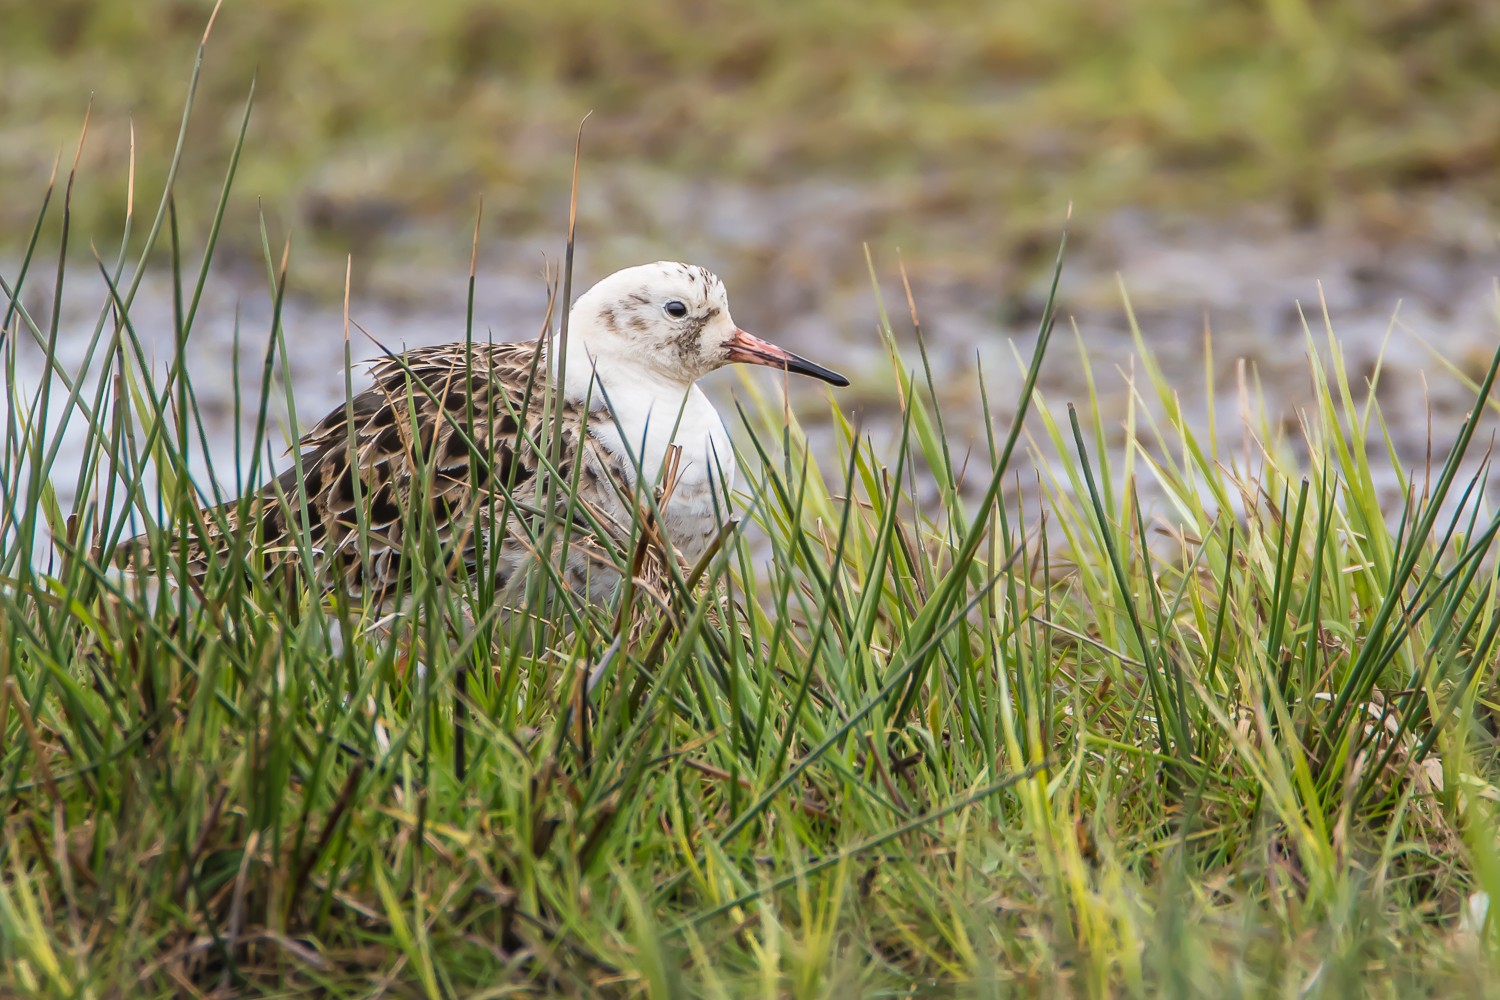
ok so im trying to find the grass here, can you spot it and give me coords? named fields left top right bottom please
left=4, top=17, right=1500, bottom=1000
left=3, top=0, right=1500, bottom=260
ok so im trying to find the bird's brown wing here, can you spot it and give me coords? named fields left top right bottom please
left=122, top=339, right=631, bottom=604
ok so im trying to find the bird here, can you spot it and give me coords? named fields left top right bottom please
left=122, top=261, right=849, bottom=620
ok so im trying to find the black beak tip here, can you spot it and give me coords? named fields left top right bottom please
left=784, top=353, right=850, bottom=388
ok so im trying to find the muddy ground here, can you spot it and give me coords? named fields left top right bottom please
left=12, top=178, right=1500, bottom=532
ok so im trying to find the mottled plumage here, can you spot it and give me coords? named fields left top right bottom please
left=124, top=262, right=849, bottom=612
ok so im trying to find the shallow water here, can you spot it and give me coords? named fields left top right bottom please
left=9, top=181, right=1500, bottom=547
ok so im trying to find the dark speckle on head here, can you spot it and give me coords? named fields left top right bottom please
left=572, top=260, right=734, bottom=381
left=674, top=313, right=712, bottom=359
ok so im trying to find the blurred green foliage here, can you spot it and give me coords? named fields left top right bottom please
left=2, top=0, right=1497, bottom=248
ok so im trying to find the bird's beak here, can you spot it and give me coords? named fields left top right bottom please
left=725, top=328, right=850, bottom=387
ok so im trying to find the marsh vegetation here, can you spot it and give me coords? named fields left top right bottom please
left=3, top=7, right=1500, bottom=998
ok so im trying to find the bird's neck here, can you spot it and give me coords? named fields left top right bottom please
left=546, top=332, right=724, bottom=499
left=551, top=331, right=696, bottom=408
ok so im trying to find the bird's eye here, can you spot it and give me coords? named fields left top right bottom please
left=664, top=300, right=688, bottom=318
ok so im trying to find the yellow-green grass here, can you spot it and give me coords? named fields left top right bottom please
left=3, top=19, right=1500, bottom=999
left=3, top=0, right=1499, bottom=259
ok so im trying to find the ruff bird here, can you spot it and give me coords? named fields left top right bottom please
left=127, top=261, right=848, bottom=610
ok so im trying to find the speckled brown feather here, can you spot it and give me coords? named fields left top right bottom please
left=124, top=339, right=670, bottom=607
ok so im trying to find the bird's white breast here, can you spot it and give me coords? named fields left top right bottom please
left=572, top=375, right=736, bottom=564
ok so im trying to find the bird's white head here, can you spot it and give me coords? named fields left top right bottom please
left=564, top=261, right=849, bottom=392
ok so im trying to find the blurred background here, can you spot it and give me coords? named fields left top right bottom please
left=4, top=0, right=1500, bottom=508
